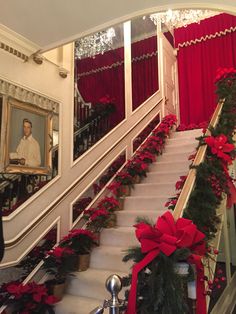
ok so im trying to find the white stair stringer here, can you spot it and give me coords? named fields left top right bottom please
left=55, top=129, right=201, bottom=314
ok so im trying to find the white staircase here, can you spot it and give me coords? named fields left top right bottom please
left=55, top=129, right=201, bottom=314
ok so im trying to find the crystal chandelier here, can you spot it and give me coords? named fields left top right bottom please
left=75, top=27, right=116, bottom=59
left=149, top=9, right=217, bottom=29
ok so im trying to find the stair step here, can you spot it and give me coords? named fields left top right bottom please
left=132, top=182, right=176, bottom=196
left=123, top=195, right=168, bottom=211
left=66, top=268, right=126, bottom=300
left=171, top=129, right=202, bottom=138
left=164, top=142, right=197, bottom=154
left=116, top=209, right=161, bottom=227
left=158, top=150, right=193, bottom=162
left=90, top=245, right=132, bottom=272
left=150, top=160, right=191, bottom=172
left=55, top=294, right=102, bottom=314
left=143, top=170, right=187, bottom=183
left=100, top=227, right=137, bottom=247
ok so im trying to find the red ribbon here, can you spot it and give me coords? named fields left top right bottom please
left=126, top=211, right=206, bottom=314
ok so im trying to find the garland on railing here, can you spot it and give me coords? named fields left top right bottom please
left=122, top=68, right=236, bottom=314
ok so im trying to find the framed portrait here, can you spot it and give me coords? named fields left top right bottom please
left=3, top=98, right=53, bottom=175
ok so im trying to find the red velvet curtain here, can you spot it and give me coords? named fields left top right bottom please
left=76, top=47, right=125, bottom=127
left=175, top=13, right=236, bottom=125
left=131, top=36, right=159, bottom=110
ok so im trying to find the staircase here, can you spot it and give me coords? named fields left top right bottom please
left=55, top=129, right=201, bottom=314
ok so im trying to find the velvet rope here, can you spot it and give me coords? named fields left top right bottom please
left=126, top=211, right=207, bottom=314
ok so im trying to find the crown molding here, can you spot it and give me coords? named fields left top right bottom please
left=0, top=23, right=40, bottom=61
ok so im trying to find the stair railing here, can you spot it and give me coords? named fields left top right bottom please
left=172, top=99, right=235, bottom=312
left=173, top=100, right=224, bottom=220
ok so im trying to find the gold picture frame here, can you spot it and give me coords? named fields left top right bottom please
left=4, top=97, right=53, bottom=175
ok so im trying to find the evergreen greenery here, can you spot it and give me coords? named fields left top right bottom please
left=122, top=68, right=236, bottom=313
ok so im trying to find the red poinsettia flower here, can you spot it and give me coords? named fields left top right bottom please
left=205, top=134, right=235, bottom=163
left=47, top=247, right=74, bottom=258
left=215, top=67, right=236, bottom=83
left=90, top=209, right=109, bottom=221
left=175, top=176, right=187, bottom=191
left=45, top=294, right=59, bottom=304
left=6, top=283, right=30, bottom=298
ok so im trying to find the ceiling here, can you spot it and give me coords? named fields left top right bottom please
left=0, top=0, right=235, bottom=52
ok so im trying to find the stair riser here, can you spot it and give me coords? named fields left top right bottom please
left=164, top=144, right=196, bottom=154
left=116, top=212, right=159, bottom=227
left=150, top=161, right=190, bottom=172
left=143, top=172, right=185, bottom=184
left=158, top=152, right=191, bottom=162
left=132, top=184, right=175, bottom=196
left=123, top=197, right=167, bottom=211
left=171, top=130, right=201, bottom=138
left=90, top=249, right=131, bottom=272
left=100, top=230, right=138, bottom=247
left=67, top=276, right=111, bottom=300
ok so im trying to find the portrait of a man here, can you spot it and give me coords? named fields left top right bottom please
left=3, top=98, right=52, bottom=175
left=10, top=118, right=41, bottom=167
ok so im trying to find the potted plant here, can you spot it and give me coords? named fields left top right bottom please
left=125, top=159, right=148, bottom=184
left=43, top=247, right=76, bottom=300
left=97, top=197, right=120, bottom=212
left=84, top=207, right=114, bottom=232
left=73, top=197, right=92, bottom=221
left=2, top=281, right=58, bottom=314
left=114, top=171, right=134, bottom=196
left=60, top=229, right=97, bottom=272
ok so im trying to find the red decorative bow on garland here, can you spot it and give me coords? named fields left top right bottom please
left=204, top=134, right=236, bottom=207
left=126, top=211, right=206, bottom=314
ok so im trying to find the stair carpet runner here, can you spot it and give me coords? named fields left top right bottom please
left=55, top=129, right=201, bottom=314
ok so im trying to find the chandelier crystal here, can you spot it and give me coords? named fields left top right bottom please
left=149, top=9, right=218, bottom=29
left=75, top=27, right=116, bottom=59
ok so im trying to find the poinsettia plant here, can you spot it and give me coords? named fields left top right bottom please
left=84, top=207, right=110, bottom=232
left=2, top=281, right=58, bottom=314
left=97, top=197, right=119, bottom=212
left=59, top=229, right=97, bottom=255
left=115, top=171, right=134, bottom=186
left=125, top=159, right=148, bottom=179
left=215, top=67, right=236, bottom=100
left=43, top=247, right=77, bottom=283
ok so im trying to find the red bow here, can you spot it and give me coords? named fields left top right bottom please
left=126, top=211, right=206, bottom=314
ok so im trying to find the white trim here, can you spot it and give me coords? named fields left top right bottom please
left=0, top=23, right=39, bottom=58
left=1, top=217, right=60, bottom=268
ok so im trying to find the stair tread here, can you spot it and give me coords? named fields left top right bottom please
left=55, top=294, right=102, bottom=314
left=72, top=267, right=127, bottom=281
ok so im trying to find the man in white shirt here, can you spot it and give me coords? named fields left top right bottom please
left=10, top=118, right=41, bottom=167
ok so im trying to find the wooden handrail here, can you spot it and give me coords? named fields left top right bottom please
left=173, top=100, right=224, bottom=220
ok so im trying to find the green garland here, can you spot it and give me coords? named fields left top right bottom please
left=122, top=69, right=236, bottom=313
left=184, top=71, right=236, bottom=239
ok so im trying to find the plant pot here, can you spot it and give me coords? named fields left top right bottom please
left=77, top=254, right=90, bottom=272
left=117, top=197, right=125, bottom=211
left=51, top=282, right=66, bottom=301
left=105, top=213, right=117, bottom=228
left=133, top=175, right=141, bottom=184
left=93, top=232, right=100, bottom=246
